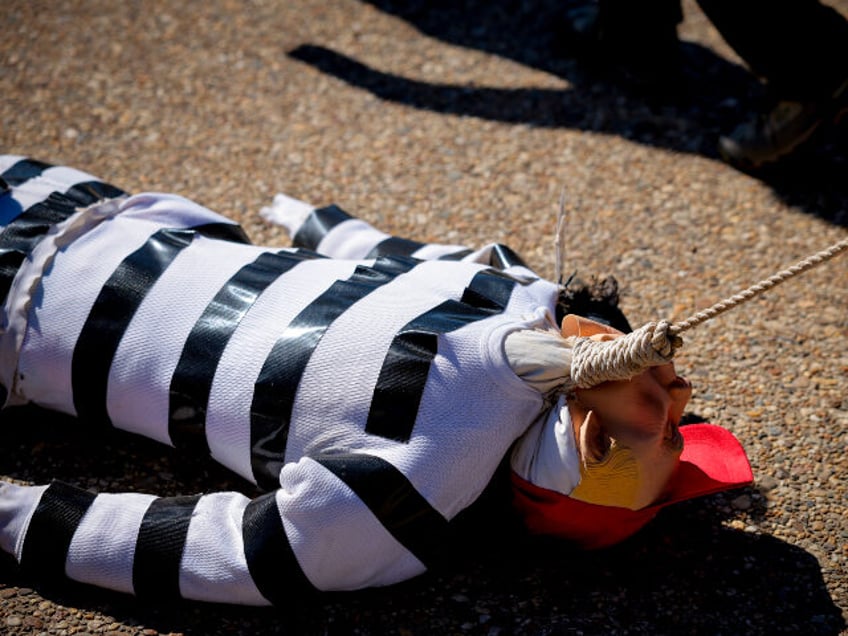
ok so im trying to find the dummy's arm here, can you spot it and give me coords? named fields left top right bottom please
left=261, top=194, right=529, bottom=269
left=0, top=453, right=446, bottom=605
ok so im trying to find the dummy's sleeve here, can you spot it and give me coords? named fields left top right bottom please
left=504, top=328, right=573, bottom=394
left=0, top=453, right=447, bottom=605
left=261, top=194, right=529, bottom=269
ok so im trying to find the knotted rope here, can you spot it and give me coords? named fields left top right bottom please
left=570, top=234, right=848, bottom=388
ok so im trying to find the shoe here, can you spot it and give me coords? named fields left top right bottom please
left=719, top=78, right=848, bottom=170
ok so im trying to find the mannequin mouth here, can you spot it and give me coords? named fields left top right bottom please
left=665, top=423, right=684, bottom=451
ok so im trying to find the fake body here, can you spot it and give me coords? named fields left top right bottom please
left=0, top=156, right=751, bottom=606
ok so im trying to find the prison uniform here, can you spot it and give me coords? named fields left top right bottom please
left=0, top=156, right=562, bottom=605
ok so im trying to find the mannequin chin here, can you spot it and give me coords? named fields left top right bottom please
left=561, top=315, right=691, bottom=510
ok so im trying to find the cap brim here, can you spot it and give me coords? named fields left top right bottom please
left=666, top=423, right=754, bottom=505
left=511, top=423, right=753, bottom=549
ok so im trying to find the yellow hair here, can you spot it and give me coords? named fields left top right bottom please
left=569, top=442, right=640, bottom=509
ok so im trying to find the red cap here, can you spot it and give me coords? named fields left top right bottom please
left=511, top=423, right=753, bottom=549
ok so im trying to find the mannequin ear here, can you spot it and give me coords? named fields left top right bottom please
left=577, top=409, right=611, bottom=464
left=562, top=314, right=623, bottom=339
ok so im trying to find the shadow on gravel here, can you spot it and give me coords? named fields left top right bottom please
left=1, top=406, right=844, bottom=635
left=287, top=0, right=848, bottom=227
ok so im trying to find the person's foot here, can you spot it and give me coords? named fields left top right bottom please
left=718, top=78, right=848, bottom=170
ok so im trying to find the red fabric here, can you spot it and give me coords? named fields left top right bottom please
left=511, top=423, right=753, bottom=549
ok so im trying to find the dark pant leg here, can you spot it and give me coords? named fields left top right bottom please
left=696, top=0, right=848, bottom=99
left=598, top=0, right=683, bottom=41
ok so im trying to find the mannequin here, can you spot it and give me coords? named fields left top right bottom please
left=0, top=155, right=751, bottom=604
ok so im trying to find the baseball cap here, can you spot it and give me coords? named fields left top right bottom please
left=511, top=422, right=753, bottom=549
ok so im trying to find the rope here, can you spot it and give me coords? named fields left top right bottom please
left=554, top=186, right=568, bottom=287
left=570, top=234, right=848, bottom=388
left=671, top=235, right=848, bottom=334
left=570, top=320, right=682, bottom=388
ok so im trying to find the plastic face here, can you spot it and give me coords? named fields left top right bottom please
left=561, top=316, right=692, bottom=510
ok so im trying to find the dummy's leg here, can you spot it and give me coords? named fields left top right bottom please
left=261, top=193, right=529, bottom=269
left=0, top=450, right=443, bottom=604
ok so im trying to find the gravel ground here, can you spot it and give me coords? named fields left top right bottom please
left=2, top=1, right=847, bottom=634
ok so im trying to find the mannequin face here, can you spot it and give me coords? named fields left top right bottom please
left=562, top=316, right=693, bottom=510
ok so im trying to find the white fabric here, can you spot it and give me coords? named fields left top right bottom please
left=316, top=218, right=390, bottom=259
left=0, top=482, right=48, bottom=559
left=0, top=155, right=25, bottom=173
left=410, top=242, right=472, bottom=260
left=504, top=326, right=573, bottom=394
left=279, top=457, right=427, bottom=590
left=259, top=193, right=314, bottom=235
left=180, top=492, right=267, bottom=604
left=66, top=492, right=156, bottom=594
left=509, top=395, right=582, bottom=495
left=261, top=193, right=392, bottom=259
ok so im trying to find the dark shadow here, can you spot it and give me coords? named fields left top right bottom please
left=1, top=405, right=844, bottom=635
left=287, top=0, right=848, bottom=226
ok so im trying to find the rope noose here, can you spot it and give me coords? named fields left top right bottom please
left=570, top=234, right=848, bottom=388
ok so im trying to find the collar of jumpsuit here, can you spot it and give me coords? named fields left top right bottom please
left=507, top=315, right=753, bottom=549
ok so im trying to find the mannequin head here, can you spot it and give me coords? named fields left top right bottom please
left=562, top=315, right=692, bottom=510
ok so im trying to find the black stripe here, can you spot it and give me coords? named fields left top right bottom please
left=365, top=236, right=425, bottom=259
left=437, top=248, right=473, bottom=261
left=1, top=190, right=78, bottom=236
left=0, top=251, right=27, bottom=306
left=0, top=158, right=52, bottom=186
left=458, top=267, right=518, bottom=311
left=72, top=223, right=246, bottom=428
left=250, top=255, right=418, bottom=489
left=62, top=180, right=126, bottom=207
left=292, top=204, right=352, bottom=250
left=314, top=453, right=450, bottom=569
left=243, top=491, right=315, bottom=604
left=168, top=249, right=321, bottom=453
left=0, top=177, right=9, bottom=196
left=132, top=495, right=201, bottom=601
left=365, top=269, right=518, bottom=442
left=20, top=481, right=96, bottom=582
left=188, top=222, right=251, bottom=245
left=488, top=243, right=527, bottom=270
